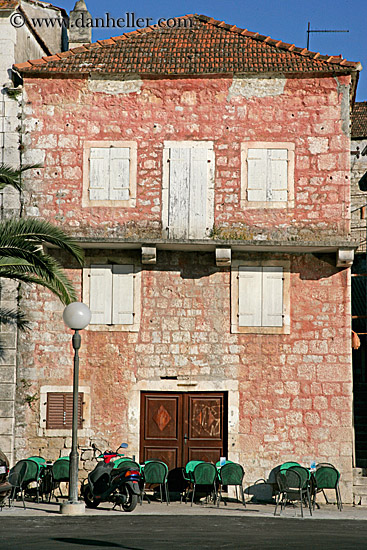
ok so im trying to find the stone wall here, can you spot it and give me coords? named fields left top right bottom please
left=351, top=138, right=367, bottom=253
left=20, top=74, right=351, bottom=241
left=15, top=250, right=353, bottom=500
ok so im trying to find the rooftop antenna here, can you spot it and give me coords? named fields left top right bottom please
left=306, top=22, right=349, bottom=50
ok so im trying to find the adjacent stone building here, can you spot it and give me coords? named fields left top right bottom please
left=0, top=0, right=68, bottom=466
left=8, top=14, right=362, bottom=501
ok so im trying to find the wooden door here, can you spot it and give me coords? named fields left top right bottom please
left=140, top=392, right=227, bottom=471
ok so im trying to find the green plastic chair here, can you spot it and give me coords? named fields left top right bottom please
left=8, top=460, right=29, bottom=508
left=49, top=457, right=70, bottom=502
left=313, top=464, right=342, bottom=511
left=217, top=462, right=245, bottom=507
left=141, top=460, right=169, bottom=505
left=113, top=458, right=141, bottom=472
left=186, top=462, right=218, bottom=507
left=274, top=468, right=312, bottom=517
left=22, top=459, right=43, bottom=503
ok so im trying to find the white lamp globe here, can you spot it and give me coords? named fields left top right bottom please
left=63, top=302, right=91, bottom=330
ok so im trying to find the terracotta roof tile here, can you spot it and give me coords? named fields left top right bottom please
left=0, top=0, right=18, bottom=8
left=352, top=102, right=367, bottom=139
left=14, top=14, right=361, bottom=76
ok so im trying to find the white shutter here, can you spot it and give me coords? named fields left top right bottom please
left=89, top=148, right=109, bottom=200
left=267, top=149, right=288, bottom=202
left=112, top=265, right=134, bottom=325
left=247, top=149, right=267, bottom=201
left=168, top=147, right=190, bottom=239
left=238, top=267, right=262, bottom=326
left=262, top=267, right=283, bottom=326
left=189, top=147, right=208, bottom=238
left=89, top=266, right=112, bottom=324
left=109, top=147, right=130, bottom=201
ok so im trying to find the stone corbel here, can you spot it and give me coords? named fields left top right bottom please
left=336, top=248, right=354, bottom=268
left=216, top=247, right=231, bottom=267
left=141, top=246, right=156, bottom=264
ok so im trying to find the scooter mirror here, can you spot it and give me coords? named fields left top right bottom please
left=120, top=442, right=128, bottom=449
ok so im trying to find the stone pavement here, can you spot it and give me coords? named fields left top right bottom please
left=1, top=497, right=367, bottom=520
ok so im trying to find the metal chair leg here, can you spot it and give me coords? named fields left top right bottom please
left=191, top=483, right=195, bottom=507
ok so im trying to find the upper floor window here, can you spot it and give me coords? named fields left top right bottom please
left=241, top=142, right=295, bottom=208
left=82, top=141, right=137, bottom=207
left=82, top=264, right=141, bottom=331
left=162, top=141, right=215, bottom=239
left=231, top=260, right=290, bottom=334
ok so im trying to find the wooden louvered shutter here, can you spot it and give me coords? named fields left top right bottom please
left=112, top=265, right=134, bottom=325
left=168, top=147, right=190, bottom=239
left=267, top=149, right=288, bottom=201
left=89, top=148, right=109, bottom=200
left=109, top=147, right=130, bottom=200
left=189, top=147, right=208, bottom=239
left=247, top=149, right=267, bottom=201
left=46, top=392, right=83, bottom=429
left=262, top=267, right=283, bottom=326
left=238, top=267, right=262, bottom=327
left=89, top=265, right=113, bottom=324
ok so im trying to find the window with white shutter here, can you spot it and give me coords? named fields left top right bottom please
left=83, top=264, right=140, bottom=331
left=83, top=141, right=137, bottom=207
left=241, top=142, right=295, bottom=208
left=162, top=141, right=215, bottom=239
left=231, top=260, right=290, bottom=334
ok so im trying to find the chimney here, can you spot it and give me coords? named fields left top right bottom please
left=68, top=0, right=92, bottom=49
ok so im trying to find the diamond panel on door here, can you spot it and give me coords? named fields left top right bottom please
left=145, top=397, right=178, bottom=439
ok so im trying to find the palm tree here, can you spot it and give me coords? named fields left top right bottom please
left=0, top=164, right=84, bottom=356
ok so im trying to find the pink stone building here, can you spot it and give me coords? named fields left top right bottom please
left=12, top=15, right=361, bottom=501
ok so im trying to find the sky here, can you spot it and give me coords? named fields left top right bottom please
left=60, top=0, right=367, bottom=101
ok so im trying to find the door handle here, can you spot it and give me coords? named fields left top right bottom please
left=184, top=433, right=188, bottom=444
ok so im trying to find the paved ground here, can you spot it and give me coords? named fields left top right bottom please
left=1, top=499, right=367, bottom=549
left=1, top=497, right=367, bottom=519
left=1, top=511, right=367, bottom=550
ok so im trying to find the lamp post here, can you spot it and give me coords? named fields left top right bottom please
left=61, top=302, right=91, bottom=515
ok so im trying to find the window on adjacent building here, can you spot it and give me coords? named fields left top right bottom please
left=241, top=142, right=295, bottom=208
left=82, top=141, right=137, bottom=207
left=46, top=392, right=83, bottom=429
left=231, top=260, right=290, bottom=334
left=162, top=141, right=215, bottom=239
left=83, top=264, right=141, bottom=331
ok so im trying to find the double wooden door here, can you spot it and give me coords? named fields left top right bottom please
left=140, top=392, right=227, bottom=471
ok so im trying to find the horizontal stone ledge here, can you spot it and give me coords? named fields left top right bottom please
left=53, top=237, right=358, bottom=255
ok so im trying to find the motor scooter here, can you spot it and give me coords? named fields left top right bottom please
left=0, top=450, right=11, bottom=507
left=81, top=443, right=142, bottom=512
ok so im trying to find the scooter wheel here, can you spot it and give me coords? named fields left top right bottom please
left=122, top=485, right=138, bottom=512
left=83, top=486, right=100, bottom=508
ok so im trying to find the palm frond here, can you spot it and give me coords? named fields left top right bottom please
left=0, top=268, right=78, bottom=305
left=0, top=307, right=29, bottom=330
left=0, top=163, right=42, bottom=192
left=0, top=218, right=84, bottom=265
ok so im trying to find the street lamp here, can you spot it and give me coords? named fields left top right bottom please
left=61, top=302, right=91, bottom=515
